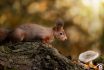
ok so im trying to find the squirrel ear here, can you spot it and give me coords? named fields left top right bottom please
left=55, top=18, right=64, bottom=27
left=53, top=27, right=58, bottom=31
left=53, top=26, right=63, bottom=31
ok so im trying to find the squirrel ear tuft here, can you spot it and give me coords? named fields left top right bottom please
left=55, top=18, right=64, bottom=27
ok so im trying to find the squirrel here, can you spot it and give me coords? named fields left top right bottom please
left=0, top=19, right=67, bottom=43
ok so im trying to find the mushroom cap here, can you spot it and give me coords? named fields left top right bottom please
left=79, top=50, right=99, bottom=63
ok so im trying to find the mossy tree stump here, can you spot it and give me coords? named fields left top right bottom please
left=0, top=42, right=84, bottom=70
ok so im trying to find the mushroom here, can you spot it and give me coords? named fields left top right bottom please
left=79, top=50, right=99, bottom=63
left=78, top=50, right=99, bottom=69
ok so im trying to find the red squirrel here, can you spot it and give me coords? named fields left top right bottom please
left=0, top=19, right=67, bottom=43
left=0, top=20, right=67, bottom=43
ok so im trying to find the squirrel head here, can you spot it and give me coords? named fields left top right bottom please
left=53, top=19, right=67, bottom=41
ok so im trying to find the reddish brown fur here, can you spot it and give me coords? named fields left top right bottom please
left=10, top=23, right=54, bottom=43
left=10, top=23, right=67, bottom=43
left=0, top=28, right=9, bottom=42
left=0, top=19, right=67, bottom=43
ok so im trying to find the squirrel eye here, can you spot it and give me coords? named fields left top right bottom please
left=60, top=33, right=63, bottom=35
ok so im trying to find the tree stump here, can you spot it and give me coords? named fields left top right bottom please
left=0, top=41, right=84, bottom=70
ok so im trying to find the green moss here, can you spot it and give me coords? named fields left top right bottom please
left=94, top=55, right=104, bottom=64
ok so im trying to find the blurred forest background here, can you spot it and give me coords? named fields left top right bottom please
left=0, top=0, right=104, bottom=60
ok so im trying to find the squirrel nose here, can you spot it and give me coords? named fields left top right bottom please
left=65, top=37, right=67, bottom=40
left=62, top=36, right=67, bottom=41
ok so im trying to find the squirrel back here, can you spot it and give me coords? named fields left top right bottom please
left=10, top=23, right=54, bottom=43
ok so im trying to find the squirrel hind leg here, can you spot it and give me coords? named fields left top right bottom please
left=0, top=30, right=8, bottom=43
left=11, top=29, right=25, bottom=42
